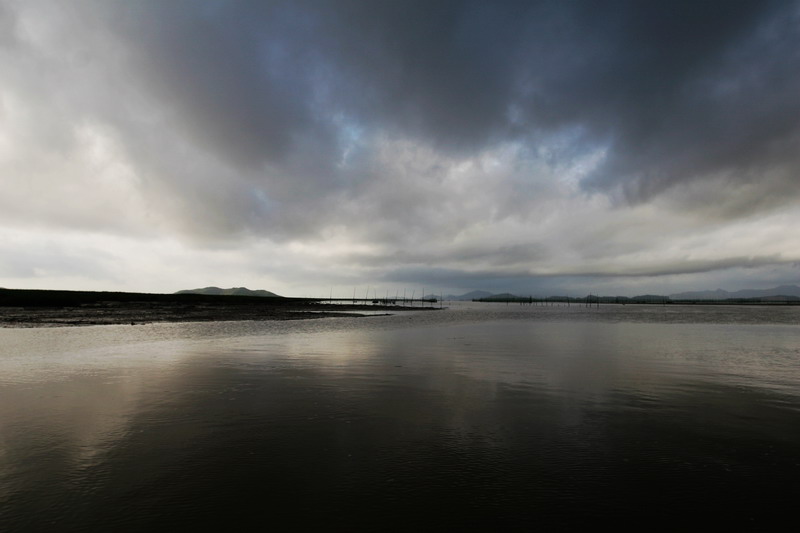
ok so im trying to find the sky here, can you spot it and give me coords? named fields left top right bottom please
left=2, top=0, right=800, bottom=298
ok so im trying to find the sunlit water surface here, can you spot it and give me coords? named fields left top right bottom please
left=1, top=303, right=799, bottom=530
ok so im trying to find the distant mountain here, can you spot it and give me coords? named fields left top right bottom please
left=669, top=289, right=729, bottom=300
left=670, top=285, right=800, bottom=300
left=176, top=286, right=282, bottom=298
left=474, top=292, right=525, bottom=301
left=445, top=290, right=493, bottom=301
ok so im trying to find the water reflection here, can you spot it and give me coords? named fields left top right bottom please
left=1, top=312, right=799, bottom=530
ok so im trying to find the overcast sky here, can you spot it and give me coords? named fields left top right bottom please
left=2, top=0, right=799, bottom=297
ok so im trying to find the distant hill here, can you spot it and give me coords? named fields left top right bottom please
left=474, top=292, right=525, bottom=301
left=444, top=290, right=493, bottom=301
left=490, top=292, right=521, bottom=300
left=176, top=287, right=282, bottom=298
left=670, top=285, right=800, bottom=300
left=631, top=294, right=670, bottom=301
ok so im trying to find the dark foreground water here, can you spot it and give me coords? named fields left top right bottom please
left=1, top=303, right=799, bottom=530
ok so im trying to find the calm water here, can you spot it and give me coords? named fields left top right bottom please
left=1, top=303, right=799, bottom=530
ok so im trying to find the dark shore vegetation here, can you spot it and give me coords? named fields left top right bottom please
left=475, top=295, right=800, bottom=305
left=0, top=288, right=427, bottom=327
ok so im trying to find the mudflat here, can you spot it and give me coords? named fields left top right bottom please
left=0, top=289, right=421, bottom=327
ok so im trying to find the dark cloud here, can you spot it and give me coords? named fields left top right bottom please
left=3, top=0, right=800, bottom=293
left=129, top=2, right=337, bottom=165
left=379, top=266, right=547, bottom=294
left=377, top=254, right=797, bottom=297
left=99, top=0, right=800, bottom=202
left=571, top=254, right=790, bottom=278
left=575, top=1, right=800, bottom=201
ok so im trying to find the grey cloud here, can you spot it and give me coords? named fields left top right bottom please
left=3, top=0, right=799, bottom=293
left=379, top=253, right=791, bottom=284
left=43, top=2, right=795, bottom=200
left=564, top=254, right=790, bottom=278
left=0, top=2, right=17, bottom=48
left=308, top=0, right=800, bottom=204
left=0, top=239, right=118, bottom=281
left=376, top=254, right=795, bottom=297
left=99, top=1, right=799, bottom=212
left=346, top=243, right=546, bottom=271
left=113, top=1, right=325, bottom=168
left=554, top=1, right=800, bottom=201
left=379, top=266, right=546, bottom=293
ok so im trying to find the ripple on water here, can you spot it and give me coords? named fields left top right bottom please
left=1, top=305, right=799, bottom=529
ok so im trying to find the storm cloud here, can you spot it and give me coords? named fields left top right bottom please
left=1, top=0, right=799, bottom=296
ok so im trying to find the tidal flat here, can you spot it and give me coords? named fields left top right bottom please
left=1, top=302, right=799, bottom=530
left=0, top=288, right=423, bottom=327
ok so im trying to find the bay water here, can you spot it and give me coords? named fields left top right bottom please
left=1, top=303, right=799, bottom=530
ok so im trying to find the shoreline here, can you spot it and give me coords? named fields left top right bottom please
left=0, top=288, right=436, bottom=328
left=0, top=303, right=425, bottom=328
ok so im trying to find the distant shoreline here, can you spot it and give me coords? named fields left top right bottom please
left=0, top=288, right=434, bottom=328
left=474, top=297, right=800, bottom=306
